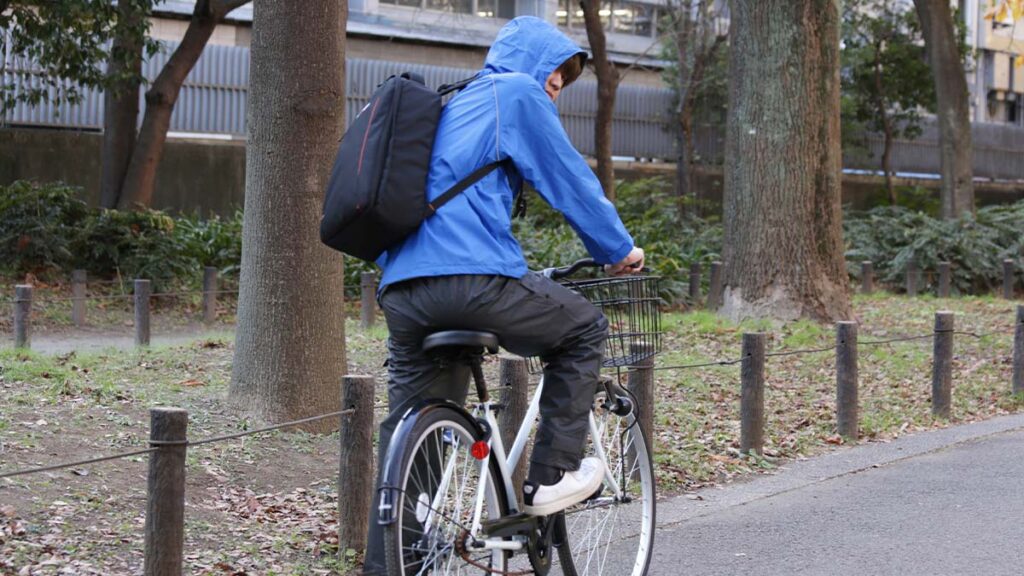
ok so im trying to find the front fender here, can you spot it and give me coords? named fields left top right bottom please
left=377, top=399, right=483, bottom=525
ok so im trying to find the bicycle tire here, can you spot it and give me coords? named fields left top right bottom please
left=554, top=399, right=656, bottom=576
left=384, top=406, right=510, bottom=575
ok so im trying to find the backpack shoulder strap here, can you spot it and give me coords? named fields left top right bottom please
left=427, top=159, right=512, bottom=214
left=438, top=74, right=479, bottom=96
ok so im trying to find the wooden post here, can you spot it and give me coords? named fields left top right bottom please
left=360, top=272, right=377, bottom=330
left=338, top=375, right=375, bottom=555
left=135, top=279, right=151, bottom=347
left=72, top=270, right=87, bottom=327
left=202, top=267, right=218, bottom=325
left=861, top=261, right=873, bottom=294
left=740, top=333, right=766, bottom=455
left=906, top=261, right=918, bottom=297
left=836, top=322, right=858, bottom=440
left=1013, top=305, right=1023, bottom=396
left=13, top=285, right=31, bottom=349
left=932, top=311, right=954, bottom=418
left=627, top=342, right=655, bottom=451
left=707, top=261, right=723, bottom=309
left=938, top=262, right=951, bottom=298
left=688, top=262, right=701, bottom=306
left=144, top=407, right=188, bottom=576
left=1004, top=259, right=1015, bottom=300
left=499, top=356, right=529, bottom=494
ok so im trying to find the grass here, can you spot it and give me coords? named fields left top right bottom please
left=1, top=294, right=1022, bottom=574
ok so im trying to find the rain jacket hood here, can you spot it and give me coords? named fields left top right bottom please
left=481, top=16, right=587, bottom=88
left=376, top=17, right=633, bottom=290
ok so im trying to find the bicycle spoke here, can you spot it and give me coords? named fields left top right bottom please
left=559, top=407, right=654, bottom=576
left=388, top=412, right=507, bottom=575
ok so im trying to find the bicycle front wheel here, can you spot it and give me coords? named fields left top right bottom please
left=384, top=406, right=509, bottom=575
left=556, top=393, right=656, bottom=576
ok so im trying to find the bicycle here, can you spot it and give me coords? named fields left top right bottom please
left=376, top=259, right=661, bottom=575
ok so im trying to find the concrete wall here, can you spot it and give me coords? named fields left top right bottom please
left=0, top=128, right=245, bottom=216
left=4, top=128, right=1021, bottom=219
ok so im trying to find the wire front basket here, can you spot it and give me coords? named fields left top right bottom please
left=529, top=275, right=663, bottom=373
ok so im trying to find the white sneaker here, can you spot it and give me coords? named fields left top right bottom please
left=522, top=457, right=606, bottom=516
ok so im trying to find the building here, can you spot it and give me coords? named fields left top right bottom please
left=150, top=0, right=668, bottom=88
left=962, top=0, right=1024, bottom=125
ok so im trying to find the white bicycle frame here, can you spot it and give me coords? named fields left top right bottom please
left=433, top=375, right=624, bottom=551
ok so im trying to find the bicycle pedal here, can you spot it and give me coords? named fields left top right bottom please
left=480, top=512, right=537, bottom=538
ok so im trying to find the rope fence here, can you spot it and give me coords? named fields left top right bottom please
left=2, top=267, right=380, bottom=350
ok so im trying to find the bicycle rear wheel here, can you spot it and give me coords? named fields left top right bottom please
left=384, top=406, right=509, bottom=575
left=555, top=391, right=655, bottom=576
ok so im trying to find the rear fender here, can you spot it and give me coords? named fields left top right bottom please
left=376, top=399, right=484, bottom=525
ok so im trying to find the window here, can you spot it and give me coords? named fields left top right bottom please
left=613, top=3, right=654, bottom=36
left=381, top=0, right=498, bottom=18
left=557, top=0, right=659, bottom=38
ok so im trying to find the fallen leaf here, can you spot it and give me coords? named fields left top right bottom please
left=179, top=379, right=205, bottom=387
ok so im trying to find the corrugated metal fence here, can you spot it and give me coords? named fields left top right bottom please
left=2, top=40, right=1023, bottom=181
left=1, top=40, right=674, bottom=158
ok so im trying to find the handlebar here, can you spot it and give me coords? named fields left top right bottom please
left=541, top=257, right=647, bottom=281
left=541, top=258, right=601, bottom=281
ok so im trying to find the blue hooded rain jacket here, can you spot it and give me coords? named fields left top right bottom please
left=377, top=16, right=634, bottom=289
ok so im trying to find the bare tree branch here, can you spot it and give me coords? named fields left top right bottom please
left=619, top=37, right=668, bottom=82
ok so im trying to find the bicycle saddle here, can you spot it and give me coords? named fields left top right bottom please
left=422, top=330, right=499, bottom=354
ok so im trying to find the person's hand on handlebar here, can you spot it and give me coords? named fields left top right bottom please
left=605, top=246, right=645, bottom=276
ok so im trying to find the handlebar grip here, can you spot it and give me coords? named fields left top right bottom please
left=543, top=258, right=601, bottom=281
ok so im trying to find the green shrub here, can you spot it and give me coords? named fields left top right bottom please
left=0, top=181, right=244, bottom=289
left=0, top=181, right=92, bottom=274
left=175, top=211, right=244, bottom=281
left=4, top=179, right=1020, bottom=301
left=844, top=202, right=1024, bottom=293
left=514, top=178, right=723, bottom=305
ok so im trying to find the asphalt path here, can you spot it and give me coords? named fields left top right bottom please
left=648, top=413, right=1024, bottom=575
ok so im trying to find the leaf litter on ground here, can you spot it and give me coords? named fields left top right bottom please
left=1, top=296, right=1022, bottom=573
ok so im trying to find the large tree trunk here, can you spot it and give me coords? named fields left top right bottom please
left=230, top=0, right=347, bottom=433
left=913, top=0, right=974, bottom=219
left=722, top=0, right=851, bottom=323
left=99, top=0, right=144, bottom=209
left=118, top=0, right=248, bottom=210
left=579, top=0, right=619, bottom=202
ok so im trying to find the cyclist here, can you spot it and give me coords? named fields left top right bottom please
left=362, top=16, right=644, bottom=575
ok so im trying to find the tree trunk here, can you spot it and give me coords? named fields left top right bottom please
left=229, top=0, right=347, bottom=433
left=873, top=48, right=896, bottom=205
left=913, top=0, right=974, bottom=219
left=882, top=116, right=895, bottom=205
left=118, top=0, right=248, bottom=210
left=685, top=35, right=725, bottom=217
left=99, top=0, right=144, bottom=209
left=672, top=1, right=696, bottom=210
left=675, top=131, right=691, bottom=216
left=580, top=0, right=619, bottom=202
left=722, top=0, right=851, bottom=323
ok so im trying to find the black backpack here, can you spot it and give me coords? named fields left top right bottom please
left=320, top=72, right=510, bottom=262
